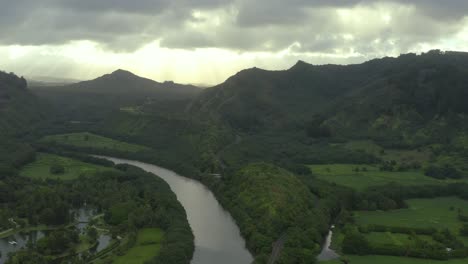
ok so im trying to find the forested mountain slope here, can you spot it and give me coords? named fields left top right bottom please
left=30, top=69, right=202, bottom=124
left=0, top=71, right=45, bottom=169
left=0, top=71, right=44, bottom=137
left=34, top=69, right=201, bottom=99
left=191, top=50, right=468, bottom=147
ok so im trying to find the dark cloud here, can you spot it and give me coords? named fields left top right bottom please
left=0, top=0, right=466, bottom=53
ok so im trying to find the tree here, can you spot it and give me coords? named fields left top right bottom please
left=340, top=258, right=350, bottom=264
left=460, top=224, right=468, bottom=236
left=87, top=227, right=98, bottom=242
left=342, top=231, right=370, bottom=255
left=49, top=164, right=65, bottom=175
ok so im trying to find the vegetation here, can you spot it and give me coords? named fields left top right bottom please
left=41, top=132, right=150, bottom=153
left=216, top=163, right=330, bottom=263
left=355, top=197, right=468, bottom=234
left=309, top=164, right=457, bottom=190
left=108, top=228, right=164, bottom=264
left=20, top=153, right=117, bottom=180
left=322, top=255, right=468, bottom=264
left=7, top=162, right=193, bottom=264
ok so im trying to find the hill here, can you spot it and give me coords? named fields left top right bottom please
left=0, top=71, right=45, bottom=169
left=191, top=51, right=468, bottom=146
left=0, top=71, right=44, bottom=136
left=30, top=69, right=202, bottom=125
left=33, top=69, right=201, bottom=99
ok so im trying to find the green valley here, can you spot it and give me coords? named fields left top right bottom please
left=4, top=50, right=468, bottom=264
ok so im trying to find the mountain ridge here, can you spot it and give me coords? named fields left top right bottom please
left=190, top=50, right=468, bottom=146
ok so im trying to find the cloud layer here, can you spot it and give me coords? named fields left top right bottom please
left=1, top=0, right=467, bottom=53
left=0, top=0, right=467, bottom=84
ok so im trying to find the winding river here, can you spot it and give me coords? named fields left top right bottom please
left=101, top=157, right=253, bottom=264
left=317, top=228, right=339, bottom=261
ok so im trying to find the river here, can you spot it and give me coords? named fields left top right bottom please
left=101, top=157, right=253, bottom=264
left=317, top=228, right=339, bottom=261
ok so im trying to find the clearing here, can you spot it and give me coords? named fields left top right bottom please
left=40, top=132, right=150, bottom=153
left=20, top=153, right=117, bottom=180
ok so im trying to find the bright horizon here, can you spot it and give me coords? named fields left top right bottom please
left=1, top=1, right=468, bottom=85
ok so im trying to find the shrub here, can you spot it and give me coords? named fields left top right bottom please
left=49, top=164, right=65, bottom=175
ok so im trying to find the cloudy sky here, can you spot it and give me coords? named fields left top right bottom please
left=1, top=0, right=468, bottom=85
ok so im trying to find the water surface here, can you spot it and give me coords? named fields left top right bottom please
left=101, top=157, right=253, bottom=264
left=317, top=229, right=340, bottom=261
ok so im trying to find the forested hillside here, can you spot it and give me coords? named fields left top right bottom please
left=191, top=51, right=468, bottom=143
left=30, top=69, right=201, bottom=124
left=0, top=71, right=44, bottom=137
left=0, top=72, right=45, bottom=171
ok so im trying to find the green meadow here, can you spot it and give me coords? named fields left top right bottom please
left=364, top=232, right=433, bottom=246
left=41, top=132, right=150, bottom=153
left=20, top=153, right=117, bottom=180
left=341, top=140, right=431, bottom=164
left=309, top=164, right=446, bottom=190
left=355, top=197, right=468, bottom=234
left=322, top=255, right=468, bottom=264
left=113, top=228, right=164, bottom=264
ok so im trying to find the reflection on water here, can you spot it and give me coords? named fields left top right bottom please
left=91, top=234, right=112, bottom=254
left=0, top=230, right=45, bottom=264
left=101, top=157, right=253, bottom=264
left=74, top=207, right=96, bottom=233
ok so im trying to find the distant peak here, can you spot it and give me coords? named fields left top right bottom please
left=111, top=69, right=136, bottom=77
left=287, top=60, right=312, bottom=72
left=294, top=60, right=310, bottom=67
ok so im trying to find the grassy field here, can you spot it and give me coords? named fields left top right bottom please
left=341, top=140, right=431, bottom=164
left=41, top=132, right=150, bottom=153
left=364, top=232, right=433, bottom=246
left=322, top=255, right=468, bottom=264
left=355, top=197, right=468, bottom=234
left=309, top=164, right=449, bottom=190
left=113, top=228, right=164, bottom=264
left=20, top=153, right=117, bottom=180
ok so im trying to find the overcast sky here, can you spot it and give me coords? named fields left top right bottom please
left=1, top=0, right=468, bottom=85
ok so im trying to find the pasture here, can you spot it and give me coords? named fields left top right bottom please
left=322, top=255, right=468, bottom=264
left=113, top=228, right=164, bottom=264
left=41, top=132, right=150, bottom=153
left=20, top=153, right=117, bottom=180
left=355, top=197, right=468, bottom=234
left=309, top=164, right=446, bottom=190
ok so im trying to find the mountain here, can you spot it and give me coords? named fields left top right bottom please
left=191, top=50, right=468, bottom=146
left=41, top=69, right=201, bottom=100
left=190, top=57, right=390, bottom=130
left=0, top=71, right=44, bottom=136
left=321, top=51, right=468, bottom=146
left=31, top=69, right=203, bottom=124
left=0, top=71, right=44, bottom=169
